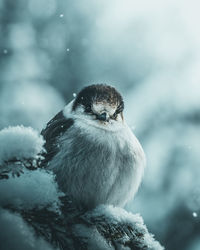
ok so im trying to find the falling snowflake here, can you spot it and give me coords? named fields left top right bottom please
left=73, top=93, right=77, bottom=98
left=67, top=48, right=70, bottom=52
left=3, top=49, right=8, bottom=54
left=192, top=212, right=198, bottom=217
left=59, top=14, right=64, bottom=18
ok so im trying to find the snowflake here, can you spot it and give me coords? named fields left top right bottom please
left=3, top=49, right=8, bottom=54
left=192, top=212, right=198, bottom=218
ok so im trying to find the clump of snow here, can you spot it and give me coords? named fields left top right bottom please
left=0, top=126, right=45, bottom=165
left=87, top=205, right=144, bottom=225
left=84, top=205, right=164, bottom=250
left=0, top=168, right=63, bottom=210
left=0, top=208, right=55, bottom=250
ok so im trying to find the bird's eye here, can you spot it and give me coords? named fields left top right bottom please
left=85, top=106, right=92, bottom=113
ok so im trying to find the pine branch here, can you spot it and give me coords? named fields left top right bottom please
left=5, top=195, right=164, bottom=250
left=0, top=156, right=43, bottom=179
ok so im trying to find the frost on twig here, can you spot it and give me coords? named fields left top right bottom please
left=0, top=126, right=164, bottom=250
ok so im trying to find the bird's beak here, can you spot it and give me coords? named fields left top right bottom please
left=96, top=112, right=109, bottom=122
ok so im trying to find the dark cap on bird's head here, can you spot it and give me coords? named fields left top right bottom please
left=72, top=84, right=124, bottom=121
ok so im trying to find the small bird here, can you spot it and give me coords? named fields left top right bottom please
left=41, top=84, right=145, bottom=209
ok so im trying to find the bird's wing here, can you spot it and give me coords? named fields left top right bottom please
left=41, top=111, right=74, bottom=165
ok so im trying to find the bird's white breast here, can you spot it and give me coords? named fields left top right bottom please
left=49, top=103, right=146, bottom=209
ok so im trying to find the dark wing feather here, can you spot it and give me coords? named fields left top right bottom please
left=41, top=111, right=74, bottom=166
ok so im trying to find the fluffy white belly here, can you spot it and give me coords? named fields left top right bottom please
left=49, top=119, right=145, bottom=209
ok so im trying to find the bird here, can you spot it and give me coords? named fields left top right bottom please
left=41, top=84, right=146, bottom=209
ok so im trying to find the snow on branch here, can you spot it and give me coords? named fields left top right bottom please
left=0, top=126, right=45, bottom=180
left=0, top=125, right=164, bottom=250
left=0, top=125, right=45, bottom=165
left=0, top=126, right=63, bottom=210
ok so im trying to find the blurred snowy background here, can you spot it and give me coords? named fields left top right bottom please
left=0, top=0, right=200, bottom=249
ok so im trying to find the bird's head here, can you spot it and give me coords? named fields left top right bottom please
left=72, top=84, right=124, bottom=124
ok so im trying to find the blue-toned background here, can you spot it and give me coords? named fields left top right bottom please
left=0, top=1, right=199, bottom=249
